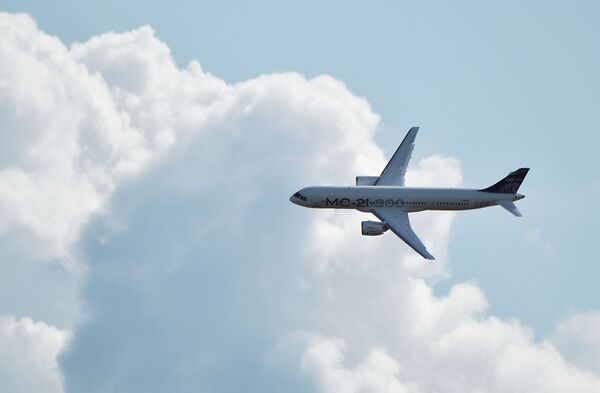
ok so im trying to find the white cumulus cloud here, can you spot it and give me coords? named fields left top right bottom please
left=0, top=13, right=174, bottom=262
left=301, top=336, right=413, bottom=393
left=0, top=315, right=69, bottom=393
left=552, top=311, right=600, bottom=374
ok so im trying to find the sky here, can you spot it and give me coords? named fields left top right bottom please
left=0, top=1, right=599, bottom=392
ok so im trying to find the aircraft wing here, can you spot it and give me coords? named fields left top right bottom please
left=371, top=207, right=435, bottom=260
left=375, top=127, right=419, bottom=186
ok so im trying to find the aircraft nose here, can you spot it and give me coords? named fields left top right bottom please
left=289, top=194, right=299, bottom=205
left=290, top=191, right=308, bottom=206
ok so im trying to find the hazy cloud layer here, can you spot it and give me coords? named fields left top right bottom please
left=0, top=12, right=599, bottom=393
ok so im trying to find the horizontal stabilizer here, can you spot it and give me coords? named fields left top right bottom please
left=497, top=200, right=522, bottom=217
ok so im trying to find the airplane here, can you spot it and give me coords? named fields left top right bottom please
left=289, top=127, right=529, bottom=260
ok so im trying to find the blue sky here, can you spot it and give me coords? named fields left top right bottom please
left=1, top=1, right=599, bottom=392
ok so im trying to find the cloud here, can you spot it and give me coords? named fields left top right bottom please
left=0, top=13, right=173, bottom=263
left=524, top=227, right=558, bottom=258
left=551, top=311, right=600, bottom=374
left=1, top=11, right=600, bottom=393
left=0, top=315, right=69, bottom=393
left=300, top=336, right=413, bottom=393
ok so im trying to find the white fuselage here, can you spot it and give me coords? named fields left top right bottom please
left=290, top=186, right=524, bottom=213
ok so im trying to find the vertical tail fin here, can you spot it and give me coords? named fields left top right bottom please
left=479, top=168, right=530, bottom=194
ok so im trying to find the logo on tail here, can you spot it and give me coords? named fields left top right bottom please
left=479, top=168, right=530, bottom=194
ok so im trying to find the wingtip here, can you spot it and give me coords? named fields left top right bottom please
left=423, top=250, right=435, bottom=260
left=405, top=126, right=419, bottom=143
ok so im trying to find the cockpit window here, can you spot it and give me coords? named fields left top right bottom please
left=293, top=192, right=307, bottom=201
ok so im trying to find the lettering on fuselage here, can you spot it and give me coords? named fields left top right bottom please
left=323, top=198, right=405, bottom=208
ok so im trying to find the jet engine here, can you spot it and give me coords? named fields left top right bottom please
left=356, top=176, right=380, bottom=186
left=361, top=220, right=388, bottom=236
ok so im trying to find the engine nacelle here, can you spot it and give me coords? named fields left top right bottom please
left=361, top=220, right=388, bottom=236
left=356, top=176, right=380, bottom=186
